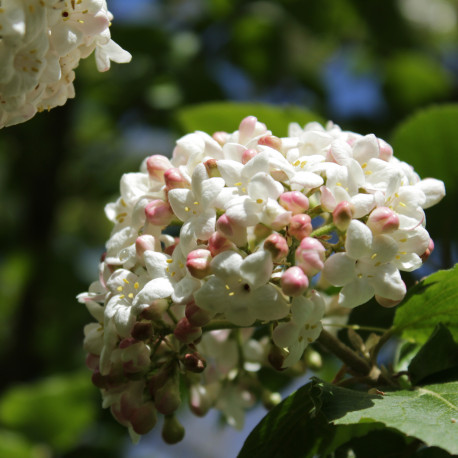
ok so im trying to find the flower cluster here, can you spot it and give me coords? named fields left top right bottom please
left=0, top=0, right=131, bottom=128
left=78, top=116, right=445, bottom=443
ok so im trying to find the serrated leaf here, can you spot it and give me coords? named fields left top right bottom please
left=177, top=102, right=323, bottom=137
left=328, top=382, right=458, bottom=454
left=391, top=104, right=458, bottom=192
left=392, top=266, right=458, bottom=344
left=408, top=323, right=458, bottom=385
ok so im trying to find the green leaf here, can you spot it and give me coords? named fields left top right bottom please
left=0, top=372, right=97, bottom=452
left=408, top=323, right=458, bottom=385
left=328, top=381, right=458, bottom=455
left=391, top=104, right=458, bottom=192
left=392, top=266, right=458, bottom=344
left=177, top=102, right=323, bottom=137
left=0, top=429, right=47, bottom=458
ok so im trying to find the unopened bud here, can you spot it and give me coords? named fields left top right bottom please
left=135, top=235, right=156, bottom=257
left=212, top=131, right=229, bottom=146
left=271, top=210, right=292, bottom=231
left=238, top=116, right=258, bottom=144
left=295, top=237, right=326, bottom=276
left=189, top=385, right=212, bottom=417
left=279, top=191, right=309, bottom=214
left=131, top=321, right=154, bottom=341
left=121, top=342, right=151, bottom=374
left=148, top=368, right=170, bottom=397
left=186, top=249, right=212, bottom=279
left=85, top=353, right=99, bottom=371
left=378, top=139, right=393, bottom=161
left=261, top=390, right=282, bottom=410
left=216, top=213, right=247, bottom=247
left=332, top=201, right=354, bottom=231
left=182, top=352, right=206, bottom=373
left=164, top=167, right=188, bottom=190
left=268, top=344, right=287, bottom=371
left=281, top=266, right=309, bottom=296
left=242, top=148, right=258, bottom=164
left=139, top=299, right=169, bottom=322
left=367, top=207, right=400, bottom=234
left=207, top=232, right=235, bottom=256
left=375, top=295, right=402, bottom=308
left=162, top=415, right=185, bottom=444
left=258, top=134, right=282, bottom=151
left=204, top=158, right=220, bottom=178
left=185, top=301, right=212, bottom=326
left=305, top=348, right=323, bottom=371
left=253, top=223, right=272, bottom=241
left=163, top=237, right=179, bottom=256
left=289, top=214, right=313, bottom=240
left=421, top=238, right=434, bottom=262
left=264, top=233, right=289, bottom=262
left=146, top=155, right=172, bottom=181
left=155, top=375, right=181, bottom=415
left=131, top=402, right=157, bottom=435
left=145, top=200, right=173, bottom=226
left=174, top=317, right=202, bottom=344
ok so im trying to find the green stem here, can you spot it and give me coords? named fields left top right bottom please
left=324, top=323, right=389, bottom=334
left=310, top=223, right=336, bottom=238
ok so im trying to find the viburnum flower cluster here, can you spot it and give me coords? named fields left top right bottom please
left=0, top=0, right=131, bottom=128
left=78, top=116, right=445, bottom=443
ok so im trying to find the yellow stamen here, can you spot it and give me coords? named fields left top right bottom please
left=134, top=282, right=139, bottom=289
left=123, top=278, right=130, bottom=284
left=117, top=286, right=123, bottom=292
left=234, top=182, right=242, bottom=186
left=293, top=160, right=300, bottom=167
left=229, top=292, right=235, bottom=296
left=128, top=293, right=134, bottom=299
left=256, top=199, right=263, bottom=204
left=371, top=253, right=377, bottom=260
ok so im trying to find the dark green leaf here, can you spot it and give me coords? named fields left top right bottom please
left=392, top=266, right=458, bottom=344
left=391, top=104, right=458, bottom=192
left=177, top=102, right=323, bottom=137
left=408, top=323, right=458, bottom=385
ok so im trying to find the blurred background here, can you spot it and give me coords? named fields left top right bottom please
left=0, top=0, right=457, bottom=456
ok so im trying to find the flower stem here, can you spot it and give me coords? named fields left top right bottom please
left=310, top=223, right=336, bottom=238
left=324, top=323, right=389, bottom=333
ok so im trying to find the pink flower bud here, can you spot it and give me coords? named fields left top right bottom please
left=164, top=167, right=188, bottom=190
left=238, top=116, right=258, bottom=143
left=264, top=233, right=289, bottom=262
left=375, top=295, right=402, bottom=308
left=242, top=148, right=258, bottom=164
left=268, top=344, right=287, bottom=371
left=295, top=237, right=326, bottom=276
left=204, top=158, right=220, bottom=178
left=185, top=301, right=212, bottom=326
left=216, top=214, right=247, bottom=247
left=130, top=402, right=157, bottom=435
left=85, top=353, right=100, bottom=371
left=279, top=191, right=309, bottom=214
left=378, top=139, right=393, bottom=161
left=182, top=352, right=206, bottom=373
left=174, top=317, right=202, bottom=344
left=212, top=131, right=229, bottom=146
left=207, top=232, right=235, bottom=256
left=332, top=201, right=354, bottom=231
left=163, top=237, right=179, bottom=256
left=289, top=214, right=313, bottom=240
left=145, top=200, right=173, bottom=226
left=258, top=134, right=282, bottom=151
left=186, top=249, right=212, bottom=279
left=420, top=238, right=434, bottom=262
left=146, top=155, right=172, bottom=181
left=189, top=385, right=212, bottom=417
left=162, top=414, right=185, bottom=444
left=367, top=207, right=400, bottom=234
left=281, top=266, right=309, bottom=296
left=135, top=235, right=156, bottom=257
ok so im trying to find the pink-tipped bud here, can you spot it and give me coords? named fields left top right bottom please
left=332, top=201, right=354, bottom=231
left=163, top=237, right=179, bottom=256
left=258, top=134, right=282, bottom=151
left=164, top=167, right=188, bottom=190
left=145, top=200, right=174, bottom=226
left=279, top=191, right=309, bottom=214
left=189, top=385, right=212, bottom=417
left=295, top=237, right=326, bottom=276
left=216, top=213, right=247, bottom=247
left=204, top=158, right=220, bottom=178
left=238, top=116, right=258, bottom=144
left=162, top=414, right=185, bottom=444
left=182, top=352, right=206, bottom=373
left=268, top=344, right=287, bottom=371
left=207, top=232, right=235, bottom=256
left=281, top=266, right=309, bottom=296
left=367, top=207, right=400, bottom=234
left=378, top=139, right=393, bottom=161
left=85, top=353, right=100, bottom=371
left=242, top=148, right=258, bottom=164
left=264, top=233, right=289, bottom=262
left=375, top=295, right=402, bottom=308
left=212, top=131, right=229, bottom=146
left=186, top=249, right=212, bottom=279
left=185, top=301, right=212, bottom=326
left=146, top=155, right=172, bottom=181
left=135, top=235, right=156, bottom=257
left=289, top=214, right=313, bottom=240
left=131, top=402, right=157, bottom=435
left=174, top=317, right=202, bottom=344
left=420, top=238, right=435, bottom=262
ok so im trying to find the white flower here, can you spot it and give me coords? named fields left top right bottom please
left=272, top=291, right=325, bottom=368
left=194, top=250, right=289, bottom=326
